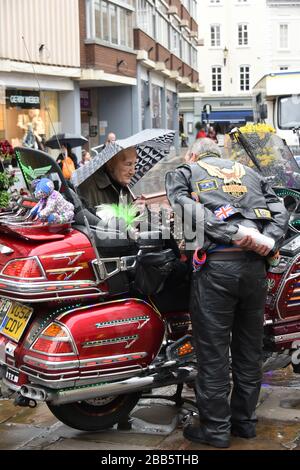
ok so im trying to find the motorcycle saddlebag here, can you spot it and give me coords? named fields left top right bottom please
left=134, top=248, right=177, bottom=295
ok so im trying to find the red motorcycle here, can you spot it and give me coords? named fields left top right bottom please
left=0, top=143, right=299, bottom=432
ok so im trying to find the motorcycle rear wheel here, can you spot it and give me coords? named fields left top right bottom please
left=47, top=393, right=141, bottom=431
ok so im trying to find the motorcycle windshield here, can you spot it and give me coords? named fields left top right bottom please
left=225, top=132, right=300, bottom=189
left=14, top=146, right=74, bottom=199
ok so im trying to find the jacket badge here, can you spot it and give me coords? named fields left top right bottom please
left=214, top=204, right=237, bottom=220
left=254, top=208, right=272, bottom=219
left=199, top=161, right=248, bottom=198
left=196, top=179, right=218, bottom=193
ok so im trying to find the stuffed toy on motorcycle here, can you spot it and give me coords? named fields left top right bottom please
left=29, top=177, right=74, bottom=224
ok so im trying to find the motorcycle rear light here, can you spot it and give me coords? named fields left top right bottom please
left=31, top=322, right=76, bottom=356
left=32, top=338, right=74, bottom=354
left=1, top=257, right=44, bottom=279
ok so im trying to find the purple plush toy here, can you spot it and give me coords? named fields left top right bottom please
left=29, top=178, right=74, bottom=224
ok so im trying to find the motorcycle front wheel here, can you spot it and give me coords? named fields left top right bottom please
left=47, top=393, right=141, bottom=431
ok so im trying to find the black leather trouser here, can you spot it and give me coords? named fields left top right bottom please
left=190, top=254, right=267, bottom=439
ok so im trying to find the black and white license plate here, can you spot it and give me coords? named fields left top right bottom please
left=5, top=367, right=20, bottom=384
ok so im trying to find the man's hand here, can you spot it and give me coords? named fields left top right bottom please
left=233, top=235, right=271, bottom=256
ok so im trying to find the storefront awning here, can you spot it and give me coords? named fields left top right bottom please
left=202, top=109, right=254, bottom=123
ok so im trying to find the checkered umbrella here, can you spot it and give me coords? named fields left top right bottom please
left=70, top=129, right=175, bottom=188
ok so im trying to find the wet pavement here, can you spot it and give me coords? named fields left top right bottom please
left=1, top=366, right=300, bottom=451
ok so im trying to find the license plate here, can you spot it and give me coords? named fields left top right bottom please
left=5, top=367, right=19, bottom=384
left=0, top=300, right=33, bottom=342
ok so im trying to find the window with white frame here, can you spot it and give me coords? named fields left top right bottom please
left=212, top=66, right=222, bottom=92
left=210, top=0, right=221, bottom=4
left=238, top=23, right=248, bottom=46
left=136, top=0, right=155, bottom=38
left=170, top=18, right=181, bottom=58
left=237, top=0, right=248, bottom=3
left=156, top=2, right=169, bottom=49
left=279, top=24, right=289, bottom=49
left=240, top=65, right=250, bottom=91
left=93, top=0, right=133, bottom=48
left=210, top=24, right=221, bottom=47
left=280, top=66, right=289, bottom=70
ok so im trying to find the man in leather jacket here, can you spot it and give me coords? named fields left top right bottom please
left=166, top=138, right=289, bottom=448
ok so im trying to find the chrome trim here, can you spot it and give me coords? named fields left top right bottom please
left=79, top=352, right=147, bottom=366
left=20, top=364, right=146, bottom=388
left=276, top=253, right=300, bottom=319
left=82, top=334, right=139, bottom=349
left=40, top=252, right=85, bottom=266
left=0, top=276, right=108, bottom=302
left=91, top=254, right=137, bottom=282
left=23, top=355, right=80, bottom=369
left=57, top=297, right=162, bottom=321
left=0, top=291, right=105, bottom=303
left=95, top=316, right=150, bottom=329
left=274, top=332, right=300, bottom=343
left=0, top=277, right=99, bottom=291
left=0, top=256, right=46, bottom=280
left=21, top=376, right=155, bottom=404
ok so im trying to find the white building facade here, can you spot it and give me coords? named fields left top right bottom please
left=180, top=0, right=300, bottom=140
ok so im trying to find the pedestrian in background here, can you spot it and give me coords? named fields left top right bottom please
left=80, top=149, right=91, bottom=166
left=56, top=143, right=78, bottom=180
left=166, top=138, right=289, bottom=448
left=105, top=132, right=116, bottom=145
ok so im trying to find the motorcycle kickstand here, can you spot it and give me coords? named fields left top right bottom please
left=142, top=383, right=197, bottom=409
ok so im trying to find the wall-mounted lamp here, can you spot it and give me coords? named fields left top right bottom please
left=223, top=46, right=229, bottom=66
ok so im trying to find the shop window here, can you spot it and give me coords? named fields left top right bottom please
left=4, top=89, right=59, bottom=148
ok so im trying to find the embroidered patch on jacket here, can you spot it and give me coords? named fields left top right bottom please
left=214, top=204, right=237, bottom=220
left=254, top=208, right=272, bottom=219
left=222, top=184, right=248, bottom=197
left=198, top=160, right=248, bottom=198
left=196, top=179, right=218, bottom=192
left=191, top=192, right=200, bottom=202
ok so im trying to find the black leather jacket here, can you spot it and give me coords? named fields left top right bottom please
left=166, top=156, right=289, bottom=252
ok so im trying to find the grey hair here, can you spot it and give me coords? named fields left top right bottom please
left=190, top=138, right=221, bottom=160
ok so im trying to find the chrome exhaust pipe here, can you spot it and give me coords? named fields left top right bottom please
left=21, top=385, right=48, bottom=402
left=21, top=376, right=155, bottom=405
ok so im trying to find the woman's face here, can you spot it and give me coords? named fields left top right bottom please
left=107, top=148, right=137, bottom=186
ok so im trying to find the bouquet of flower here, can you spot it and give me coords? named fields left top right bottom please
left=0, top=140, right=17, bottom=208
left=0, top=139, right=15, bottom=165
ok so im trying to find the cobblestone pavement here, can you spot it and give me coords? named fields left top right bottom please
left=0, top=367, right=300, bottom=451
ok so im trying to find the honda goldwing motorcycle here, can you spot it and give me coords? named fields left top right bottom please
left=0, top=141, right=300, bottom=432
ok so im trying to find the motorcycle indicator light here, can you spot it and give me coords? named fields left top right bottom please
left=178, top=341, right=193, bottom=357
left=43, top=324, right=68, bottom=337
left=1, top=257, right=45, bottom=279
left=31, top=322, right=76, bottom=356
